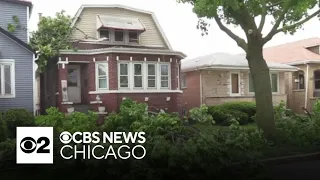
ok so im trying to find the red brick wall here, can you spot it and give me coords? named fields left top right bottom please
left=181, top=71, right=201, bottom=111
left=58, top=53, right=183, bottom=113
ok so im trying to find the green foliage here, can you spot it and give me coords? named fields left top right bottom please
left=208, top=106, right=233, bottom=124
left=228, top=110, right=249, bottom=125
left=0, top=114, right=8, bottom=142
left=4, top=109, right=34, bottom=138
left=7, top=15, right=21, bottom=33
left=274, top=101, right=287, bottom=120
left=189, top=104, right=215, bottom=124
left=30, top=10, right=73, bottom=72
left=0, top=139, right=16, bottom=162
left=313, top=99, right=320, bottom=115
left=217, top=102, right=256, bottom=122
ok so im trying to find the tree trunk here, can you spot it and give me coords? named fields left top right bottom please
left=246, top=36, right=277, bottom=140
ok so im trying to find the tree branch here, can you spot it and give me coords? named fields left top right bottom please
left=263, top=9, right=320, bottom=43
left=258, top=0, right=267, bottom=32
left=214, top=16, right=248, bottom=52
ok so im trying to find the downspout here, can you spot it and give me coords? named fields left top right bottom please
left=199, top=69, right=203, bottom=105
left=304, top=63, right=309, bottom=109
left=33, top=51, right=40, bottom=115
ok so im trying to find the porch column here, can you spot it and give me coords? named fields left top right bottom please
left=57, top=57, right=70, bottom=113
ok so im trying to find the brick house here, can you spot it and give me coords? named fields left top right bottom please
left=40, top=4, right=186, bottom=115
left=263, top=37, right=320, bottom=113
left=181, top=52, right=298, bottom=111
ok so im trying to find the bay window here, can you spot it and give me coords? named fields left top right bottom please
left=0, top=60, right=15, bottom=98
left=117, top=62, right=171, bottom=90
left=96, top=62, right=108, bottom=90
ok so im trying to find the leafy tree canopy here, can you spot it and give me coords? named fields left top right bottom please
left=30, top=11, right=73, bottom=72
left=179, top=0, right=320, bottom=51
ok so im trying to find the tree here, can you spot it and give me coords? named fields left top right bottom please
left=30, top=11, right=73, bottom=72
left=177, top=0, right=320, bottom=139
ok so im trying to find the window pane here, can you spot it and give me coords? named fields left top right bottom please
left=161, top=81, right=168, bottom=87
left=115, top=30, right=124, bottom=41
left=129, top=31, right=138, bottom=43
left=148, top=76, right=156, bottom=80
left=68, top=68, right=78, bottom=87
left=98, top=64, right=107, bottom=76
left=100, top=30, right=109, bottom=39
left=120, top=64, right=128, bottom=75
left=249, top=74, right=254, bottom=92
left=120, top=76, right=128, bottom=88
left=134, top=64, right=142, bottom=75
left=161, top=76, right=168, bottom=81
left=4, top=65, right=11, bottom=94
left=315, top=80, right=320, bottom=89
left=148, top=64, right=155, bottom=75
left=271, top=74, right=278, bottom=92
left=231, top=74, right=239, bottom=93
left=134, top=76, right=142, bottom=87
left=299, top=74, right=305, bottom=89
left=161, top=65, right=168, bottom=75
left=148, top=80, right=156, bottom=88
left=99, top=78, right=107, bottom=89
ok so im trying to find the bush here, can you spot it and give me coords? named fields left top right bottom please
left=228, top=110, right=249, bottom=125
left=208, top=106, right=230, bottom=124
left=4, top=109, right=34, bottom=138
left=189, top=105, right=214, bottom=125
left=217, top=102, right=256, bottom=122
left=0, top=114, right=8, bottom=142
left=208, top=106, right=249, bottom=125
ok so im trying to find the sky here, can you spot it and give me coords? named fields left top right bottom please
left=28, top=0, right=320, bottom=59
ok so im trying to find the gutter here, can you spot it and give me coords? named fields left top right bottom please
left=305, top=63, right=310, bottom=108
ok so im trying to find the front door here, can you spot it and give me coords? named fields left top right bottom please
left=67, top=65, right=81, bottom=103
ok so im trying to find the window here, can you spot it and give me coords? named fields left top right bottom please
left=96, top=63, right=108, bottom=90
left=248, top=73, right=254, bottom=93
left=129, top=31, right=139, bottom=43
left=181, top=73, right=187, bottom=88
left=270, top=73, right=278, bottom=93
left=133, top=63, right=143, bottom=88
left=315, top=70, right=320, bottom=90
left=298, top=73, right=305, bottom=90
left=147, top=64, right=156, bottom=88
left=99, top=29, right=109, bottom=40
left=248, top=73, right=279, bottom=93
left=230, top=73, right=240, bottom=94
left=119, top=63, right=129, bottom=88
left=160, top=64, right=169, bottom=88
left=0, top=60, right=15, bottom=97
left=115, top=30, right=124, bottom=42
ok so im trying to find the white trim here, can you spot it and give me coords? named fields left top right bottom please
left=118, top=62, right=130, bottom=89
left=200, top=71, right=203, bottom=104
left=32, top=54, right=38, bottom=115
left=0, top=59, right=15, bottom=98
left=229, top=71, right=241, bottom=96
left=27, top=6, right=30, bottom=43
left=95, top=62, right=109, bottom=91
left=286, top=60, right=320, bottom=65
left=133, top=62, right=144, bottom=89
left=182, top=66, right=298, bottom=73
left=159, top=63, right=171, bottom=89
left=270, top=72, right=280, bottom=94
left=90, top=101, right=102, bottom=104
left=61, top=102, right=73, bottom=105
left=71, top=4, right=173, bottom=50
left=60, top=47, right=186, bottom=58
left=89, top=90, right=183, bottom=94
left=146, top=63, right=157, bottom=89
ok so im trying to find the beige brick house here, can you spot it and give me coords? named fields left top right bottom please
left=263, top=37, right=320, bottom=113
left=180, top=53, right=298, bottom=111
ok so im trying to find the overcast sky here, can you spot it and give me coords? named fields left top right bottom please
left=29, top=0, right=320, bottom=59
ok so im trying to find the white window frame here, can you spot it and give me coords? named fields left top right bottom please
left=95, top=62, right=108, bottom=91
left=298, top=71, right=305, bottom=90
left=0, top=59, right=15, bottom=98
left=128, top=31, right=139, bottom=44
left=133, top=63, right=144, bottom=89
left=159, top=63, right=171, bottom=89
left=229, top=71, right=241, bottom=96
left=248, top=72, right=280, bottom=94
left=114, top=29, right=125, bottom=43
left=270, top=72, right=280, bottom=94
left=147, top=63, right=157, bottom=89
left=118, top=62, right=130, bottom=89
left=98, top=29, right=110, bottom=41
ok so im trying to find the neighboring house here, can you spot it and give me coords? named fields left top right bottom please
left=263, top=37, right=320, bottom=113
left=181, top=53, right=298, bottom=111
left=41, top=4, right=186, bottom=114
left=0, top=0, right=38, bottom=114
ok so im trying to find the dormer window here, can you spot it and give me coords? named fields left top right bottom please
left=115, top=30, right=124, bottom=42
left=129, top=31, right=139, bottom=43
left=99, top=29, right=109, bottom=40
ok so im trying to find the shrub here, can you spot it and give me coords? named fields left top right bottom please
left=4, top=109, right=34, bottom=138
left=189, top=105, right=214, bottom=125
left=208, top=106, right=230, bottom=124
left=228, top=110, right=249, bottom=125
left=0, top=114, right=7, bottom=142
left=217, top=102, right=256, bottom=122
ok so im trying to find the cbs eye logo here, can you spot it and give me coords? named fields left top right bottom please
left=20, top=136, right=50, bottom=154
left=59, top=131, right=72, bottom=144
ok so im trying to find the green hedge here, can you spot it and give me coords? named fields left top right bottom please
left=3, top=109, right=34, bottom=138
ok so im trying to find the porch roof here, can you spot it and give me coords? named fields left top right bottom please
left=97, top=15, right=145, bottom=31
left=59, top=47, right=187, bottom=58
left=181, top=52, right=299, bottom=73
